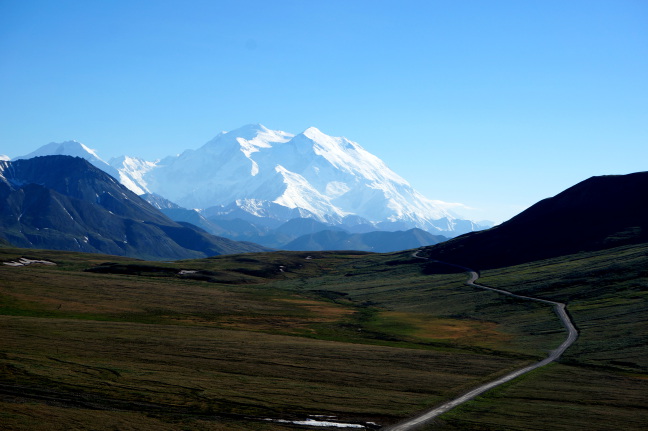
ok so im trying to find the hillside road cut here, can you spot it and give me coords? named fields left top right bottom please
left=382, top=252, right=579, bottom=430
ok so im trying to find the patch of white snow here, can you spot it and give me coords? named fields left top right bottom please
left=3, top=258, right=57, bottom=267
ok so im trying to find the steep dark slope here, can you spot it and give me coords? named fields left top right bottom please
left=424, top=172, right=648, bottom=269
left=141, top=193, right=229, bottom=236
left=0, top=156, right=268, bottom=259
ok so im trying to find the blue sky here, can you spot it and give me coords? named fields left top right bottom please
left=1, top=0, right=646, bottom=223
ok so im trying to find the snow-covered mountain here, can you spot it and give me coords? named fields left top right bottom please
left=15, top=141, right=147, bottom=195
left=0, top=156, right=269, bottom=259
left=108, top=155, right=157, bottom=195
left=18, top=125, right=490, bottom=236
left=17, top=141, right=108, bottom=166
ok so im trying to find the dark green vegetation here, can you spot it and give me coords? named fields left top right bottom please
left=414, top=170, right=648, bottom=430
left=1, top=240, right=646, bottom=430
left=0, top=156, right=268, bottom=260
left=428, top=243, right=648, bottom=430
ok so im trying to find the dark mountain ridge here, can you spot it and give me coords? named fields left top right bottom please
left=424, top=172, right=648, bottom=269
left=0, top=156, right=268, bottom=260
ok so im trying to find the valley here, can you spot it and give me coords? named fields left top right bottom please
left=383, top=254, right=579, bottom=430
left=1, top=241, right=646, bottom=430
left=1, top=154, right=646, bottom=429
left=4, top=2, right=646, bottom=429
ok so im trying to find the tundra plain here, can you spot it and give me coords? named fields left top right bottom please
left=1, top=243, right=646, bottom=430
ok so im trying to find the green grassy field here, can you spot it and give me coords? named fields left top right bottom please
left=424, top=243, right=648, bottom=430
left=1, top=244, right=646, bottom=429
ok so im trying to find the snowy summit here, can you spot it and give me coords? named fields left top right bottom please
left=19, top=125, right=488, bottom=236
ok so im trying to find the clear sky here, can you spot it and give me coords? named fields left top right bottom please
left=1, top=0, right=646, bottom=223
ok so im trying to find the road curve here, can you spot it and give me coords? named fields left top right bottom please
left=382, top=252, right=578, bottom=431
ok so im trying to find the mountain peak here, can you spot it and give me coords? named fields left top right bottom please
left=204, top=124, right=292, bottom=152
left=59, top=140, right=94, bottom=153
left=298, top=127, right=358, bottom=152
left=205, top=124, right=265, bottom=145
left=17, top=140, right=100, bottom=160
left=224, top=123, right=269, bottom=139
left=302, top=126, right=323, bottom=137
left=12, top=141, right=139, bottom=194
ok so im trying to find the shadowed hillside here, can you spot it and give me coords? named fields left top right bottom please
left=424, top=172, right=648, bottom=269
left=0, top=156, right=268, bottom=260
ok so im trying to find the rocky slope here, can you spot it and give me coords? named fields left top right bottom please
left=0, top=156, right=269, bottom=260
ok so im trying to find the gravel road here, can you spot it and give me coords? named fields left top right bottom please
left=382, top=253, right=578, bottom=430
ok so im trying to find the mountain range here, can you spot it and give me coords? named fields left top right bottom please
left=16, top=125, right=490, bottom=240
left=143, top=192, right=448, bottom=251
left=0, top=156, right=268, bottom=260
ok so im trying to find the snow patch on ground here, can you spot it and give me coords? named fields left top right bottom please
left=265, top=416, right=367, bottom=428
left=3, top=258, right=57, bottom=267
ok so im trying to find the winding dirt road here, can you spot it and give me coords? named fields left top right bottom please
left=382, top=253, right=578, bottom=431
